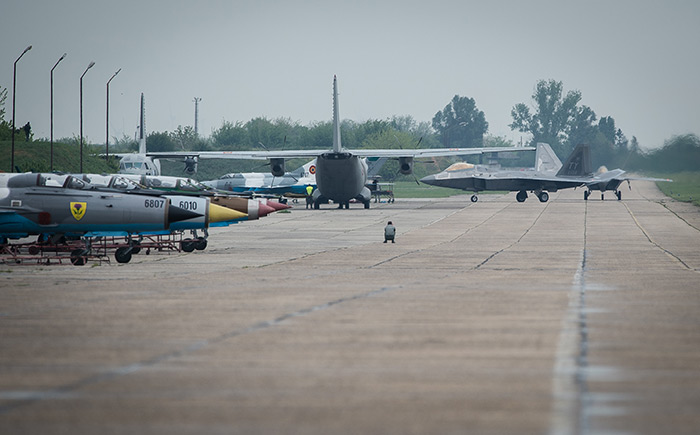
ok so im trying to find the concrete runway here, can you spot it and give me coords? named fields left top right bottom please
left=1, top=181, right=699, bottom=434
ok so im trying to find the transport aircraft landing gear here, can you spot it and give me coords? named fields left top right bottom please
left=516, top=190, right=528, bottom=203
left=471, top=195, right=478, bottom=202
left=538, top=191, right=549, bottom=202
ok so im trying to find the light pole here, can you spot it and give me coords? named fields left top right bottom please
left=79, top=61, right=95, bottom=173
left=50, top=52, right=67, bottom=172
left=193, top=97, right=201, bottom=136
left=105, top=68, right=121, bottom=163
left=11, top=45, right=32, bottom=173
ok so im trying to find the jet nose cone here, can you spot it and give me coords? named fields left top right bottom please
left=264, top=199, right=291, bottom=211
left=420, top=174, right=437, bottom=185
left=257, top=202, right=276, bottom=217
left=168, top=204, right=203, bottom=225
left=208, top=203, right=247, bottom=223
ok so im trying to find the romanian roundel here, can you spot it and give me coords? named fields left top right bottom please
left=308, top=165, right=316, bottom=175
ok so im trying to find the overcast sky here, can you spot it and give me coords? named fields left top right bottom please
left=2, top=0, right=698, bottom=150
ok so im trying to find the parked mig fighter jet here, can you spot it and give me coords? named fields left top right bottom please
left=0, top=173, right=244, bottom=241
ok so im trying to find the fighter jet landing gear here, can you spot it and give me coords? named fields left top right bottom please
left=471, top=195, right=478, bottom=203
left=616, top=190, right=622, bottom=200
left=537, top=191, right=549, bottom=203
left=181, top=230, right=208, bottom=252
left=516, top=190, right=528, bottom=203
left=584, top=190, right=590, bottom=201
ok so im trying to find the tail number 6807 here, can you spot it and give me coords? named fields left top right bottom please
left=144, top=199, right=165, bottom=208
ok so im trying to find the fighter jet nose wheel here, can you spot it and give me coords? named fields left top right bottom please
left=471, top=195, right=478, bottom=202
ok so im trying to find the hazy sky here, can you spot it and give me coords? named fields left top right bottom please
left=2, top=0, right=699, bottom=150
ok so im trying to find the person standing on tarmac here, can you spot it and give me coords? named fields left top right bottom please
left=384, top=221, right=396, bottom=243
left=305, top=185, right=314, bottom=209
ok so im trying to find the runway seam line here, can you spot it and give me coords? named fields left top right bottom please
left=0, top=285, right=401, bottom=416
left=622, top=202, right=695, bottom=272
left=475, top=201, right=550, bottom=270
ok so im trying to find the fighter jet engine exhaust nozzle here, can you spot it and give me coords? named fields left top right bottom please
left=398, top=156, right=414, bottom=175
left=270, top=158, right=285, bottom=177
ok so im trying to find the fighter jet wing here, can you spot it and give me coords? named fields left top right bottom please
left=620, top=175, right=673, bottom=182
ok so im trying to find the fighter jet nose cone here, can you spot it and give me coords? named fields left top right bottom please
left=168, top=204, right=202, bottom=224
left=265, top=200, right=291, bottom=211
left=420, top=174, right=436, bottom=184
left=208, top=203, right=247, bottom=223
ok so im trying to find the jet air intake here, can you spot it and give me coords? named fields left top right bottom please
left=399, top=156, right=414, bottom=175
left=270, top=158, right=285, bottom=177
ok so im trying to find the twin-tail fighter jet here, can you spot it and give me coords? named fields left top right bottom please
left=420, top=143, right=672, bottom=202
left=143, top=77, right=532, bottom=209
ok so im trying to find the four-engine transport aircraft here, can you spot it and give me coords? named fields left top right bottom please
left=421, top=143, right=672, bottom=202
left=145, top=76, right=533, bottom=209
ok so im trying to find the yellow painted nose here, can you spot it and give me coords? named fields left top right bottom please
left=208, top=203, right=247, bottom=223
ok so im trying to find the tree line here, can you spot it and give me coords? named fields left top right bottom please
left=1, top=80, right=698, bottom=179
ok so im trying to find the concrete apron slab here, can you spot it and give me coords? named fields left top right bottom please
left=1, top=183, right=699, bottom=434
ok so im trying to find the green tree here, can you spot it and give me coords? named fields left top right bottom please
left=246, top=117, right=287, bottom=150
left=147, top=131, right=176, bottom=152
left=567, top=105, right=598, bottom=149
left=170, top=125, right=208, bottom=151
left=649, top=134, right=700, bottom=172
left=509, top=79, right=582, bottom=156
left=0, top=86, right=11, bottom=140
left=211, top=121, right=250, bottom=150
left=432, top=95, right=488, bottom=148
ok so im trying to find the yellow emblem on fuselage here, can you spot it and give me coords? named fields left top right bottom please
left=70, top=202, right=87, bottom=221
